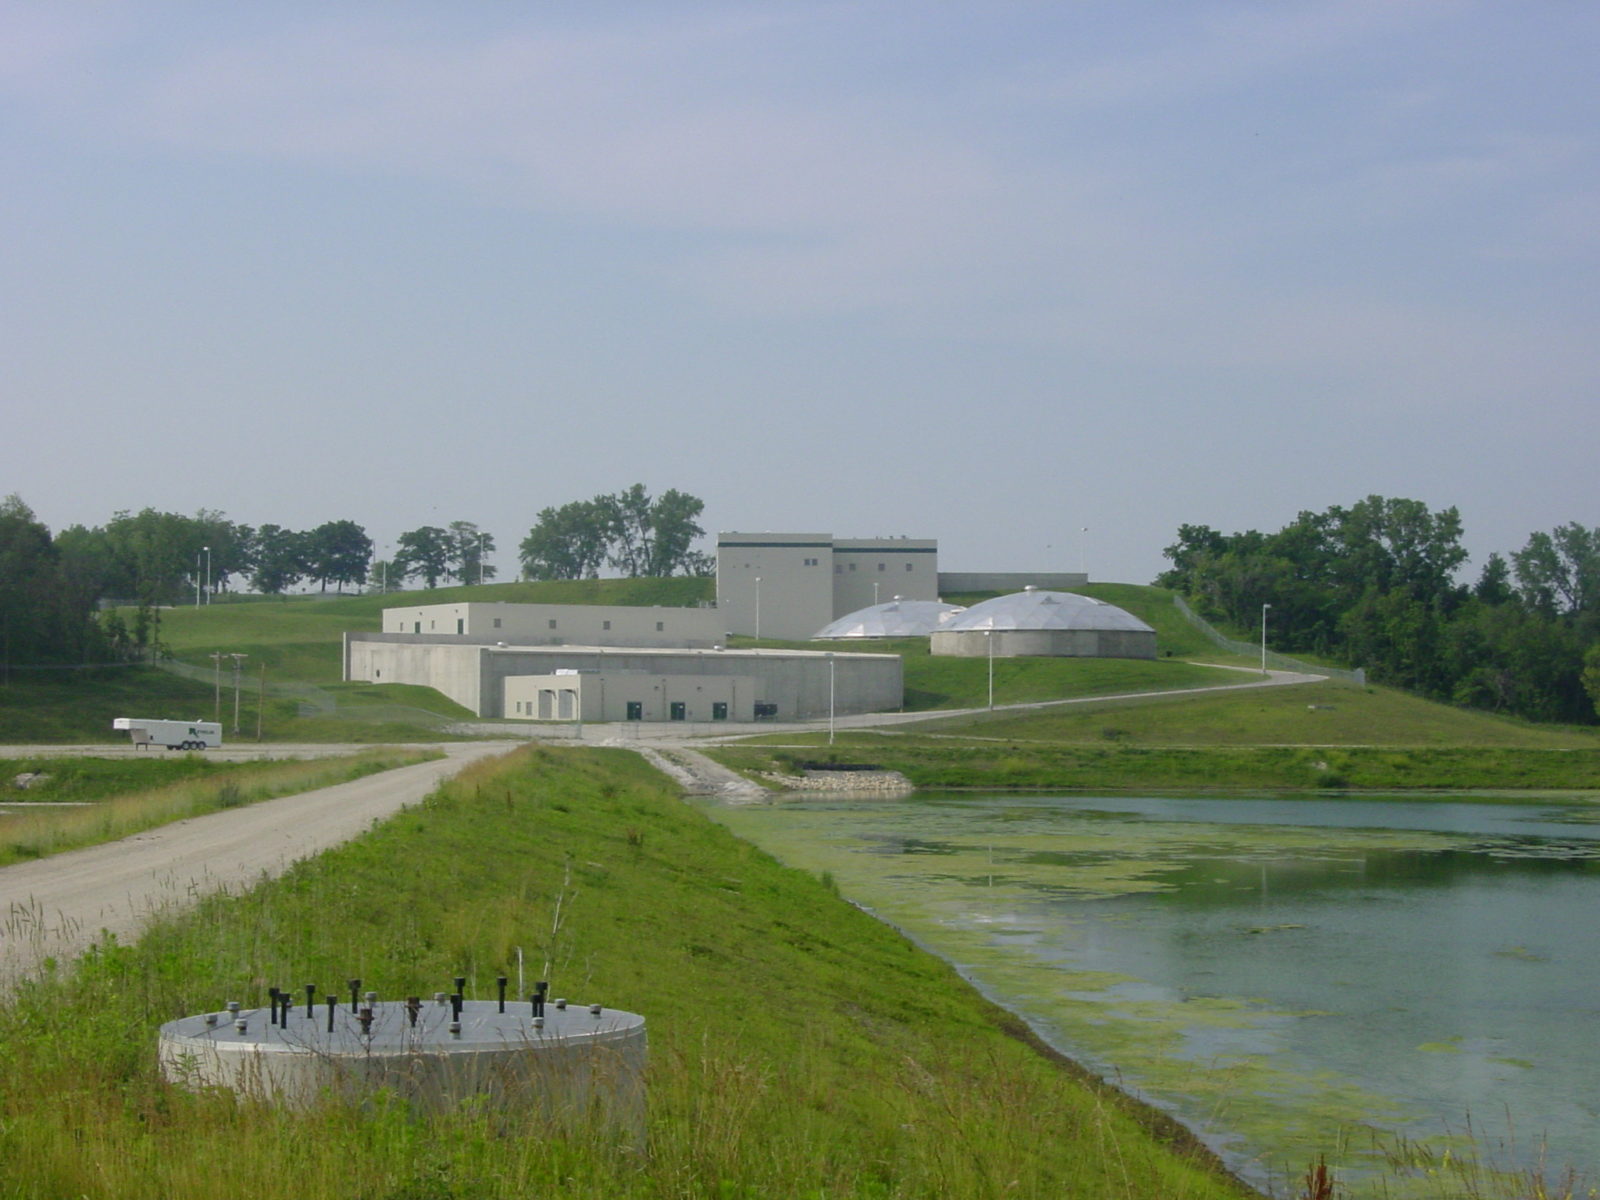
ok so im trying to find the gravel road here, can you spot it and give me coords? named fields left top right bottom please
left=0, top=742, right=512, bottom=985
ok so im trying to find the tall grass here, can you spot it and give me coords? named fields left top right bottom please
left=0, top=747, right=1255, bottom=1199
left=0, top=749, right=437, bottom=865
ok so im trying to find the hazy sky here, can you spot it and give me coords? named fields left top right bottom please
left=4, top=1, right=1595, bottom=585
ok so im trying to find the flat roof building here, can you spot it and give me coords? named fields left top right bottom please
left=345, top=634, right=902, bottom=721
left=716, top=532, right=939, bottom=641
left=382, top=602, right=721, bottom=649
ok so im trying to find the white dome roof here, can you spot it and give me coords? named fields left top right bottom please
left=813, top=598, right=966, bottom=639
left=939, top=588, right=1153, bottom=634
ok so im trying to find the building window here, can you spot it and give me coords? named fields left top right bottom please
left=548, top=619, right=557, bottom=629
left=493, top=618, right=502, bottom=628
left=905, top=562, right=914, bottom=571
left=603, top=619, right=611, bottom=630
left=656, top=621, right=664, bottom=632
left=877, top=563, right=886, bottom=571
left=849, top=563, right=856, bottom=571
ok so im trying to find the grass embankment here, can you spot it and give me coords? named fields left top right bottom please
left=0, top=665, right=474, bottom=744
left=0, top=580, right=714, bottom=744
left=714, top=682, right=1600, bottom=792
left=0, top=747, right=1255, bottom=1200
left=0, top=749, right=439, bottom=866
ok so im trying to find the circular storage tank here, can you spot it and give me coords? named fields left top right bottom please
left=813, top=598, right=966, bottom=640
left=158, top=986, right=645, bottom=1128
left=930, top=587, right=1156, bottom=659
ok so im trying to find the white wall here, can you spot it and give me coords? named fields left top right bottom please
left=715, top=533, right=835, bottom=641
left=381, top=602, right=721, bottom=648
left=831, top=538, right=939, bottom=615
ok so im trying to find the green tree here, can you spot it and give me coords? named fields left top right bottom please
left=251, top=525, right=309, bottom=594
left=1512, top=523, right=1600, bottom=618
left=447, top=521, right=497, bottom=585
left=394, top=526, right=453, bottom=589
left=1583, top=643, right=1600, bottom=719
left=519, top=501, right=614, bottom=580
left=305, top=520, right=373, bottom=593
left=600, top=484, right=708, bottom=578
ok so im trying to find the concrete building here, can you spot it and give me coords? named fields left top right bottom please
left=931, top=588, right=1156, bottom=659
left=381, top=602, right=721, bottom=648
left=344, top=634, right=902, bottom=720
left=505, top=671, right=763, bottom=723
left=716, top=532, right=939, bottom=641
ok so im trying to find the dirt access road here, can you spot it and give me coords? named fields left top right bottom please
left=0, top=742, right=512, bottom=985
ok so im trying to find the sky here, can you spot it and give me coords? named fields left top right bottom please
left=3, top=1, right=1595, bottom=586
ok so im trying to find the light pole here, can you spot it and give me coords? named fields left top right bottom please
left=203, top=545, right=212, bottom=605
left=754, top=576, right=761, bottom=642
left=195, top=548, right=204, bottom=607
left=1260, top=603, right=1272, bottom=675
left=228, top=653, right=248, bottom=733
left=478, top=532, right=487, bottom=586
left=986, top=629, right=994, bottom=710
left=1080, top=527, right=1088, bottom=578
left=873, top=581, right=880, bottom=606
left=826, top=652, right=836, bottom=745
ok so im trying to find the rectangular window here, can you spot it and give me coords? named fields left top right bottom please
left=493, top=618, right=502, bottom=628
left=603, top=620, right=611, bottom=630
left=456, top=619, right=464, bottom=634
left=712, top=702, right=728, bottom=720
left=548, top=619, right=557, bottom=629
left=905, top=562, right=914, bottom=571
left=877, top=563, right=885, bottom=572
left=656, top=621, right=664, bottom=632
left=849, top=563, right=856, bottom=571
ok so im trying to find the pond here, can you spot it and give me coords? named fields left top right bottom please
left=702, top=791, right=1600, bottom=1198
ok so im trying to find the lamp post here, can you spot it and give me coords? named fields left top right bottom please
left=195, top=548, right=204, bottom=607
left=203, top=545, right=212, bottom=605
left=478, top=532, right=487, bottom=586
left=1080, top=527, right=1088, bottom=578
left=826, top=652, right=836, bottom=745
left=1260, top=603, right=1272, bottom=675
left=986, top=629, right=994, bottom=710
left=754, top=576, right=761, bottom=642
left=228, top=653, right=248, bottom=733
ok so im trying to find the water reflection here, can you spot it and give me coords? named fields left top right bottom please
left=707, top=792, right=1600, bottom=1196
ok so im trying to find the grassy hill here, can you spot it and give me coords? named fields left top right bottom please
left=8, top=579, right=1596, bottom=768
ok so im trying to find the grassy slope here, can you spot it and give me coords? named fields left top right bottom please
left=0, top=749, right=434, bottom=866
left=713, top=680, right=1600, bottom=791
left=0, top=747, right=1254, bottom=1200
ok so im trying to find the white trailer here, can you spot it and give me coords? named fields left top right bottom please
left=113, top=717, right=223, bottom=751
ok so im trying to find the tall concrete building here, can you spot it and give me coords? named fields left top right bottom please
left=716, top=532, right=939, bottom=641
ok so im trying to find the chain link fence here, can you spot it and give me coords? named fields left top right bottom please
left=154, top=659, right=453, bottom=728
left=1171, top=595, right=1366, bottom=686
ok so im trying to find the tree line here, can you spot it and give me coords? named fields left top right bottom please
left=0, top=484, right=711, bottom=669
left=1158, top=495, right=1600, bottom=724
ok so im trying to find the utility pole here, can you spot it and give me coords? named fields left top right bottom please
left=256, top=663, right=266, bottom=741
left=228, top=653, right=248, bottom=733
left=209, top=651, right=224, bottom=721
